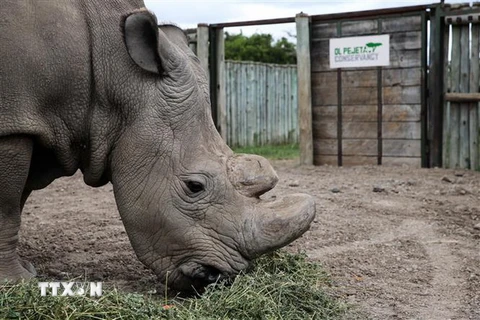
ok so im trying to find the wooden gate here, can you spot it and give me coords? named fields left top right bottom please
left=310, top=7, right=427, bottom=166
left=442, top=4, right=480, bottom=169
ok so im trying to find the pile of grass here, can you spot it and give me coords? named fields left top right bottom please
left=0, top=251, right=350, bottom=319
left=232, top=144, right=299, bottom=160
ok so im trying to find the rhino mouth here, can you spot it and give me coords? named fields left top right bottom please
left=173, top=262, right=234, bottom=295
left=183, top=264, right=225, bottom=283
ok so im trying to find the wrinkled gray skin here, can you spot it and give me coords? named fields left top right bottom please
left=0, top=0, right=315, bottom=294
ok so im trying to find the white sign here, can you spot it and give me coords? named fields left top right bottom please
left=38, top=282, right=102, bottom=297
left=329, top=34, right=390, bottom=69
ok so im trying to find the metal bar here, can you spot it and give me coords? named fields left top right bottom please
left=311, top=4, right=434, bottom=23
left=445, top=93, right=480, bottom=102
left=210, top=17, right=295, bottom=28
left=209, top=4, right=433, bottom=29
left=208, top=27, right=218, bottom=127
left=377, top=67, right=382, bottom=165
left=377, top=19, right=383, bottom=166
left=421, top=10, right=429, bottom=167
left=336, top=21, right=343, bottom=167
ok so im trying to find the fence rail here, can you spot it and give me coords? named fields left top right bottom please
left=225, top=60, right=298, bottom=147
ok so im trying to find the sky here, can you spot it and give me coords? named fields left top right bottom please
left=143, top=0, right=470, bottom=40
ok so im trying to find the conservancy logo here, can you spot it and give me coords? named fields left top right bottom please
left=329, top=35, right=390, bottom=68
left=333, top=42, right=383, bottom=63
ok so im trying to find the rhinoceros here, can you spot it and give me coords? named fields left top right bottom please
left=0, top=0, right=315, bottom=294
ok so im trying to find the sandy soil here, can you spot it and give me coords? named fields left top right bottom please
left=19, top=160, right=480, bottom=319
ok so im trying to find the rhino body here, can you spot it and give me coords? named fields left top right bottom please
left=0, top=0, right=315, bottom=293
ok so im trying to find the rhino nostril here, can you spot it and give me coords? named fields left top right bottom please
left=206, top=268, right=221, bottom=283
left=183, top=264, right=223, bottom=284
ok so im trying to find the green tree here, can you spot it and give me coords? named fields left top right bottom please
left=224, top=32, right=296, bottom=64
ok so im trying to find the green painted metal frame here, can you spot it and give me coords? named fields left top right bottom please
left=208, top=27, right=218, bottom=128
left=420, top=10, right=429, bottom=168
left=336, top=21, right=343, bottom=166
left=377, top=20, right=384, bottom=166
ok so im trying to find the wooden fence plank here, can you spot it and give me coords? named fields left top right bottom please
left=313, top=104, right=421, bottom=122
left=313, top=68, right=421, bottom=89
left=342, top=156, right=378, bottom=166
left=383, top=122, right=422, bottom=139
left=390, top=31, right=422, bottom=50
left=311, top=16, right=421, bottom=40
left=459, top=24, right=470, bottom=168
left=442, top=17, right=451, bottom=168
left=314, top=118, right=420, bottom=140
left=313, top=121, right=337, bottom=139
left=311, top=22, right=337, bottom=41
left=382, top=157, right=422, bottom=167
left=313, top=155, right=338, bottom=166
left=472, top=24, right=480, bottom=170
left=382, top=15, right=422, bottom=33
left=383, top=140, right=422, bottom=157
left=314, top=154, right=422, bottom=167
left=343, top=123, right=378, bottom=139
left=341, top=20, right=378, bottom=36
left=383, top=105, right=422, bottom=121
left=343, top=139, right=378, bottom=156
left=449, top=25, right=461, bottom=168
left=313, top=139, right=338, bottom=155
left=383, top=86, right=422, bottom=104
left=314, top=121, right=379, bottom=139
left=314, top=155, right=420, bottom=166
left=312, top=85, right=421, bottom=106
left=383, top=68, right=422, bottom=86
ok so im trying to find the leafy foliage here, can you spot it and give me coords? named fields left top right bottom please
left=225, top=32, right=296, bottom=64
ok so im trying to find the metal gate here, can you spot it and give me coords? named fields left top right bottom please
left=310, top=6, right=428, bottom=167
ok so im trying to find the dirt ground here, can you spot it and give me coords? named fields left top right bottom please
left=19, top=160, right=480, bottom=319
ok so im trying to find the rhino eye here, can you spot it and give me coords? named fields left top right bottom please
left=185, top=180, right=205, bottom=194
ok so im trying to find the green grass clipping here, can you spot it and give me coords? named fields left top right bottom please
left=0, top=251, right=352, bottom=320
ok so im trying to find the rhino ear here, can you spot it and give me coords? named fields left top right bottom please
left=123, top=11, right=162, bottom=74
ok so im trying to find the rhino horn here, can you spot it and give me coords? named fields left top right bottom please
left=227, top=154, right=278, bottom=198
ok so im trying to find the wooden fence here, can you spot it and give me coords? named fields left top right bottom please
left=224, top=61, right=298, bottom=147
left=197, top=3, right=480, bottom=169
left=442, top=4, right=480, bottom=169
left=310, top=12, right=425, bottom=167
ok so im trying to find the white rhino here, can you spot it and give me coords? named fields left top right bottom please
left=0, top=0, right=315, bottom=294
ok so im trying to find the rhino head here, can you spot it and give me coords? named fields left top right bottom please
left=106, top=10, right=315, bottom=294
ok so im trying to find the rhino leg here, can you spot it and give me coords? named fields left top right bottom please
left=0, top=136, right=36, bottom=282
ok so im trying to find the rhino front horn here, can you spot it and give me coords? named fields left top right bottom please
left=227, top=154, right=278, bottom=198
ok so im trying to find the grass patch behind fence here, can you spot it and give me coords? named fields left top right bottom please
left=0, top=251, right=352, bottom=320
left=232, top=144, right=299, bottom=160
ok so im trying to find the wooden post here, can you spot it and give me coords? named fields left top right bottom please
left=215, top=28, right=228, bottom=141
left=196, top=24, right=209, bottom=76
left=296, top=13, right=314, bottom=166
left=428, top=5, right=445, bottom=168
